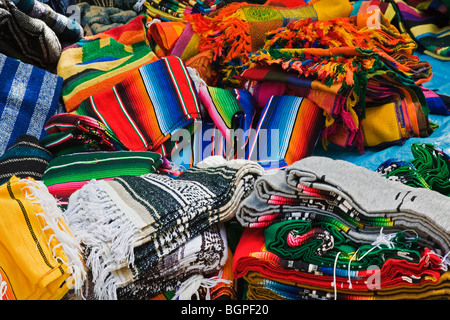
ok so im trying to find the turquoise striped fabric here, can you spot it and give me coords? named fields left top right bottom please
left=0, top=53, right=63, bottom=156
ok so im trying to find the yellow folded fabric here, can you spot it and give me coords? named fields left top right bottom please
left=0, top=177, right=85, bottom=300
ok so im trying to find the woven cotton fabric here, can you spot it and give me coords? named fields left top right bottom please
left=64, top=156, right=263, bottom=299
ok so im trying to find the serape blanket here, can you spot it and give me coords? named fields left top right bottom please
left=0, top=0, right=61, bottom=70
left=41, top=113, right=126, bottom=156
left=57, top=15, right=158, bottom=112
left=376, top=142, right=450, bottom=196
left=64, top=156, right=263, bottom=299
left=244, top=269, right=450, bottom=300
left=0, top=177, right=85, bottom=300
left=233, top=227, right=445, bottom=297
left=73, top=56, right=201, bottom=153
left=0, top=135, right=53, bottom=185
left=0, top=53, right=63, bottom=156
left=147, top=20, right=186, bottom=57
left=198, top=86, right=245, bottom=146
left=237, top=156, right=450, bottom=254
left=115, top=222, right=228, bottom=299
left=42, top=151, right=165, bottom=207
left=185, top=0, right=353, bottom=86
left=243, top=12, right=433, bottom=152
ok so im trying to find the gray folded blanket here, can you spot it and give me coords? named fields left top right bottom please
left=237, top=156, right=450, bottom=254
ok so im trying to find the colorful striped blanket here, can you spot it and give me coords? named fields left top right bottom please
left=73, top=56, right=201, bottom=153
left=57, top=15, right=158, bottom=112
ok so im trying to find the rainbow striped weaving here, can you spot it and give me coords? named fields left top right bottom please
left=247, top=95, right=324, bottom=170
left=73, top=56, right=201, bottom=152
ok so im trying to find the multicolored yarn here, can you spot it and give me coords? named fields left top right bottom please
left=57, top=15, right=158, bottom=112
left=244, top=12, right=433, bottom=152
left=185, top=0, right=353, bottom=86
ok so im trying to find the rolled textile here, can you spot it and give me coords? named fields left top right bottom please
left=0, top=135, right=53, bottom=185
left=57, top=15, right=158, bottom=112
left=0, top=0, right=61, bottom=70
left=0, top=177, right=85, bottom=300
left=73, top=56, right=201, bottom=153
left=147, top=20, right=186, bottom=57
left=185, top=0, right=354, bottom=86
left=115, top=222, right=229, bottom=299
left=233, top=227, right=445, bottom=295
left=42, top=150, right=165, bottom=206
left=41, top=113, right=127, bottom=156
left=0, top=53, right=62, bottom=156
left=64, top=156, right=263, bottom=299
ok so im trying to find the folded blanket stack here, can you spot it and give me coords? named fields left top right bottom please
left=241, top=9, right=433, bottom=153
left=63, top=156, right=263, bottom=299
left=0, top=177, right=85, bottom=300
left=234, top=156, right=450, bottom=299
left=0, top=135, right=54, bottom=185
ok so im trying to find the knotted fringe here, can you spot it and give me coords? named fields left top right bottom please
left=185, top=2, right=250, bottom=85
left=21, top=179, right=86, bottom=297
left=65, top=180, right=140, bottom=300
left=172, top=270, right=232, bottom=300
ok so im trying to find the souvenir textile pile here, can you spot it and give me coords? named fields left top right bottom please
left=234, top=156, right=450, bottom=299
left=185, top=0, right=354, bottom=86
left=0, top=177, right=85, bottom=300
left=73, top=222, right=230, bottom=300
left=63, top=156, right=263, bottom=299
left=240, top=9, right=434, bottom=153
